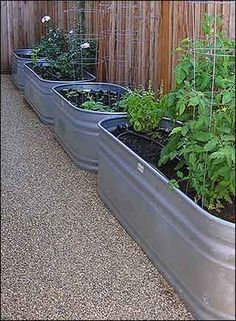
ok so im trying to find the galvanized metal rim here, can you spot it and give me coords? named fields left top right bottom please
left=98, top=116, right=235, bottom=229
left=24, top=62, right=96, bottom=84
left=52, top=82, right=130, bottom=115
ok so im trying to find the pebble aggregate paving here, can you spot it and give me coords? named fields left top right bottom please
left=1, top=75, right=193, bottom=320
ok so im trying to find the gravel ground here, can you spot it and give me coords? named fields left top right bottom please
left=1, top=75, right=193, bottom=320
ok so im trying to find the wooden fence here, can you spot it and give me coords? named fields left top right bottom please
left=0, top=1, right=78, bottom=72
left=1, top=1, right=235, bottom=92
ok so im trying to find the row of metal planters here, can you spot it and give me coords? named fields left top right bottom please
left=12, top=49, right=235, bottom=321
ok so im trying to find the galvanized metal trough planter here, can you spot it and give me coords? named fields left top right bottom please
left=11, top=49, right=46, bottom=90
left=24, top=62, right=96, bottom=125
left=52, top=83, right=128, bottom=172
left=97, top=116, right=235, bottom=321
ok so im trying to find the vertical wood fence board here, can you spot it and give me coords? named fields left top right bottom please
left=1, top=1, right=235, bottom=90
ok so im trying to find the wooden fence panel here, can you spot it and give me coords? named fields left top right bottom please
left=1, top=1, right=9, bottom=71
left=1, top=1, right=47, bottom=72
left=87, top=0, right=235, bottom=91
left=1, top=1, right=235, bottom=93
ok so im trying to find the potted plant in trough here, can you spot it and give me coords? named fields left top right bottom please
left=24, top=25, right=98, bottom=125
left=52, top=82, right=129, bottom=172
left=97, top=17, right=235, bottom=320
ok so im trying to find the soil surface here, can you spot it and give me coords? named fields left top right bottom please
left=112, top=125, right=235, bottom=224
left=59, top=88, right=125, bottom=112
left=17, top=54, right=32, bottom=59
left=17, top=54, right=44, bottom=59
left=31, top=65, right=92, bottom=81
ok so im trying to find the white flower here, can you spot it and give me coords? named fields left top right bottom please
left=69, top=30, right=74, bottom=34
left=41, top=15, right=51, bottom=23
left=80, top=42, right=90, bottom=49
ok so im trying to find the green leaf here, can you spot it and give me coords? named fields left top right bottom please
left=177, top=171, right=184, bottom=179
left=199, top=73, right=211, bottom=90
left=168, top=179, right=180, bottom=190
left=166, top=93, right=175, bottom=108
left=170, top=127, right=182, bottom=135
left=181, top=37, right=190, bottom=44
left=174, top=160, right=185, bottom=171
left=195, top=131, right=212, bottom=142
left=212, top=167, right=230, bottom=181
left=175, top=66, right=186, bottom=85
left=188, top=95, right=201, bottom=107
left=210, top=150, right=225, bottom=160
left=181, top=126, right=189, bottom=136
left=175, top=47, right=183, bottom=52
left=177, top=98, right=186, bottom=115
left=221, top=135, right=235, bottom=142
left=222, top=91, right=232, bottom=104
left=224, top=146, right=235, bottom=165
left=204, top=138, right=218, bottom=152
left=159, top=135, right=180, bottom=166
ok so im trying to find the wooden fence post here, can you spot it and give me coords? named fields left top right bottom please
left=159, top=0, right=170, bottom=93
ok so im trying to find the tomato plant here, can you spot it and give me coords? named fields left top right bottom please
left=158, top=15, right=235, bottom=211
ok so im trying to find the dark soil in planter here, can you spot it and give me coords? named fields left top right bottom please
left=112, top=125, right=235, bottom=223
left=16, top=54, right=44, bottom=59
left=31, top=65, right=92, bottom=81
left=59, top=88, right=125, bottom=112
left=17, top=54, right=33, bottom=59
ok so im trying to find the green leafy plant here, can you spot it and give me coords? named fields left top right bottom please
left=159, top=104, right=235, bottom=210
left=118, top=15, right=235, bottom=214
left=62, top=89, right=123, bottom=112
left=158, top=15, right=235, bottom=212
left=32, top=13, right=98, bottom=79
left=121, top=85, right=164, bottom=132
left=159, top=14, right=235, bottom=122
left=33, top=26, right=67, bottom=62
left=81, top=96, right=111, bottom=112
left=31, top=48, right=41, bottom=67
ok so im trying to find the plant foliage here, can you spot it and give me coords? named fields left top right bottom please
left=158, top=15, right=235, bottom=211
left=120, top=15, right=235, bottom=213
left=62, top=89, right=124, bottom=112
left=159, top=14, right=235, bottom=122
left=32, top=14, right=98, bottom=78
left=121, top=85, right=164, bottom=132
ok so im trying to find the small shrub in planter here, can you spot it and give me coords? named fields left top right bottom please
left=111, top=87, right=235, bottom=223
left=52, top=83, right=129, bottom=172
left=117, top=15, right=236, bottom=223
left=32, top=15, right=99, bottom=81
left=160, top=14, right=235, bottom=122
left=157, top=15, right=235, bottom=221
left=98, top=113, right=235, bottom=320
left=23, top=15, right=98, bottom=124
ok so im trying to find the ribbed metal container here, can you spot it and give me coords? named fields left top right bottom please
left=11, top=49, right=46, bottom=90
left=24, top=62, right=96, bottom=125
left=52, top=83, right=128, bottom=172
left=97, top=116, right=235, bottom=321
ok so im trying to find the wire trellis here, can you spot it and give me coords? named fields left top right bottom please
left=57, top=0, right=161, bottom=88
left=99, top=1, right=159, bottom=20
left=62, top=1, right=106, bottom=82
left=62, top=1, right=146, bottom=85
left=190, top=1, right=235, bottom=207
